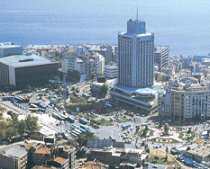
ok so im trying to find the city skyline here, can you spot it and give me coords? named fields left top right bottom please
left=1, top=1, right=210, bottom=169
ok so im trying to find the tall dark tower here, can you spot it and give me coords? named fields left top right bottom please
left=118, top=13, right=154, bottom=88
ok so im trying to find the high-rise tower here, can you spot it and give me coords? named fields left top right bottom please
left=118, top=17, right=154, bottom=88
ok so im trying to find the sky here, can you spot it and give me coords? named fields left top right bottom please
left=0, top=0, right=210, bottom=55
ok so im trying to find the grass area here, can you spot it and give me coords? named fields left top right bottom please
left=137, top=126, right=153, bottom=138
left=70, top=95, right=87, bottom=104
left=179, top=131, right=195, bottom=141
left=66, top=95, right=105, bottom=112
left=77, top=112, right=96, bottom=120
left=149, top=149, right=176, bottom=165
left=90, top=117, right=113, bottom=126
left=66, top=95, right=98, bottom=112
left=77, top=112, right=114, bottom=127
left=115, top=115, right=131, bottom=123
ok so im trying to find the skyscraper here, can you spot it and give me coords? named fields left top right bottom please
left=154, top=46, right=169, bottom=72
left=118, top=18, right=154, bottom=88
left=111, top=16, right=158, bottom=114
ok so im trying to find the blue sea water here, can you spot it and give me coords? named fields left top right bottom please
left=0, top=0, right=210, bottom=56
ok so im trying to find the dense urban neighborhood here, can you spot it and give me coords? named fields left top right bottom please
left=0, top=15, right=210, bottom=169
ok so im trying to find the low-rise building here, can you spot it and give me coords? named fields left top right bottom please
left=87, top=148, right=143, bottom=168
left=48, top=157, right=69, bottom=169
left=161, top=77, right=210, bottom=123
left=104, top=63, right=118, bottom=79
left=32, top=144, right=52, bottom=165
left=32, top=165, right=58, bottom=169
left=0, top=54, right=59, bottom=88
left=0, top=42, right=23, bottom=58
left=111, top=86, right=159, bottom=114
left=0, top=144, right=28, bottom=169
left=185, top=144, right=210, bottom=163
left=79, top=161, right=108, bottom=169
left=31, top=143, right=76, bottom=169
left=87, top=138, right=143, bottom=168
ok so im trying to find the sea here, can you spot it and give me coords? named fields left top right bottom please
left=0, top=0, right=210, bottom=56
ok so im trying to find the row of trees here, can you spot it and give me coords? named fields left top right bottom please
left=0, top=113, right=39, bottom=141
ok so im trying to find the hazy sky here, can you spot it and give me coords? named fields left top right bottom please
left=0, top=0, right=210, bottom=55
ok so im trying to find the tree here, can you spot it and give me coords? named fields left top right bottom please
left=100, top=84, right=108, bottom=98
left=5, top=127, right=17, bottom=139
left=77, top=132, right=95, bottom=147
left=0, top=106, right=6, bottom=115
left=187, top=128, right=192, bottom=134
left=165, top=146, right=169, bottom=161
left=0, top=120, right=8, bottom=139
left=141, top=125, right=149, bottom=138
left=0, top=114, right=39, bottom=142
left=135, top=126, right=140, bottom=134
left=145, top=144, right=150, bottom=153
left=163, top=124, right=169, bottom=135
left=25, top=115, right=39, bottom=133
left=17, top=120, right=26, bottom=135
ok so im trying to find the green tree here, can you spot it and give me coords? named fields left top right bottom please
left=163, top=124, right=169, bottom=135
left=5, top=126, right=17, bottom=139
left=141, top=125, right=149, bottom=138
left=165, top=146, right=169, bottom=161
left=25, top=115, right=39, bottom=133
left=10, top=113, right=18, bottom=121
left=17, top=120, right=26, bottom=135
left=77, top=132, right=95, bottom=147
left=187, top=128, right=192, bottom=134
left=0, top=114, right=39, bottom=141
left=0, top=120, right=8, bottom=139
left=100, top=84, right=108, bottom=98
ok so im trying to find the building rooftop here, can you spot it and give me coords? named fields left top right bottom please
left=76, top=57, right=84, bottom=63
left=105, top=64, right=118, bottom=69
left=35, top=145, right=51, bottom=155
left=53, top=157, right=67, bottom=165
left=79, top=161, right=108, bottom=169
left=188, top=144, right=210, bottom=158
left=116, top=86, right=157, bottom=96
left=0, top=144, right=27, bottom=158
left=155, top=46, right=169, bottom=53
left=32, top=165, right=58, bottom=169
left=119, top=32, right=153, bottom=38
left=135, top=88, right=157, bottom=96
left=0, top=54, right=57, bottom=68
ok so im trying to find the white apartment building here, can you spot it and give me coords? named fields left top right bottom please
left=104, top=64, right=118, bottom=79
left=161, top=77, right=210, bottom=123
left=154, top=46, right=169, bottom=72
